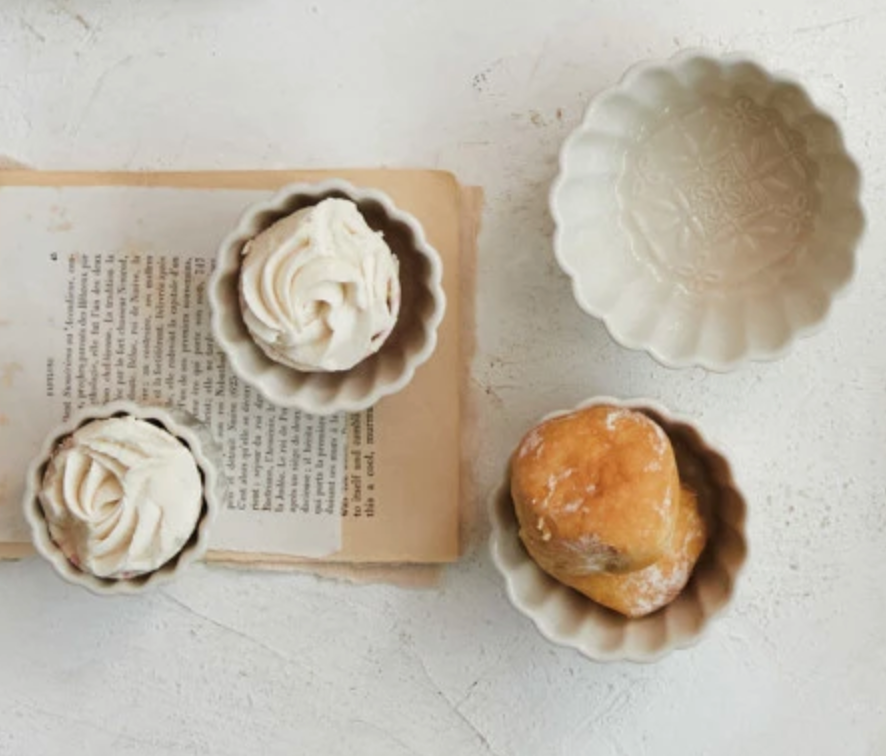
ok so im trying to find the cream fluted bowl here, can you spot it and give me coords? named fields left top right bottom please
left=551, top=51, right=864, bottom=370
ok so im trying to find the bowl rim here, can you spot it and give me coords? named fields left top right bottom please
left=489, top=395, right=749, bottom=663
left=208, top=178, right=446, bottom=414
left=550, top=48, right=866, bottom=372
left=21, top=400, right=222, bottom=596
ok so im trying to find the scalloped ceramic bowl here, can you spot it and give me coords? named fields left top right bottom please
left=22, top=401, right=222, bottom=596
left=552, top=51, right=864, bottom=370
left=209, top=180, right=445, bottom=414
left=490, top=397, right=748, bottom=662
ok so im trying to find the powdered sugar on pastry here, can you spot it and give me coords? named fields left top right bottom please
left=557, top=533, right=625, bottom=573
left=653, top=482, right=674, bottom=518
left=617, top=558, right=692, bottom=617
left=605, top=407, right=668, bottom=457
left=539, top=469, right=574, bottom=510
left=604, top=408, right=631, bottom=431
left=519, top=428, right=545, bottom=459
left=535, top=515, right=550, bottom=538
left=647, top=417, right=669, bottom=456
left=548, top=469, right=573, bottom=488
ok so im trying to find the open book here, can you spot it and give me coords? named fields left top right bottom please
left=0, top=169, right=463, bottom=565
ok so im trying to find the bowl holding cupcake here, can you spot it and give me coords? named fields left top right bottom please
left=22, top=401, right=222, bottom=595
left=209, top=179, right=446, bottom=414
left=490, top=397, right=748, bottom=662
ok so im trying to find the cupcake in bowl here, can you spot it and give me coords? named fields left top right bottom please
left=551, top=51, right=864, bottom=370
left=210, top=180, right=446, bottom=414
left=490, top=397, right=748, bottom=662
left=22, top=401, right=221, bottom=595
left=239, top=197, right=401, bottom=373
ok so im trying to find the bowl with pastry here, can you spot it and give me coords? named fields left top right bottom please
left=489, top=397, right=747, bottom=662
left=551, top=50, right=864, bottom=370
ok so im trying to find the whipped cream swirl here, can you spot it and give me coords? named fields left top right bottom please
left=239, top=197, right=401, bottom=372
left=39, top=416, right=203, bottom=579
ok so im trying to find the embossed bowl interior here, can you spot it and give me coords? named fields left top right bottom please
left=490, top=397, right=748, bottom=663
left=552, top=52, right=864, bottom=370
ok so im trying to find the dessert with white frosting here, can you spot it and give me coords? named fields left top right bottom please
left=38, top=416, right=204, bottom=580
left=239, top=197, right=401, bottom=372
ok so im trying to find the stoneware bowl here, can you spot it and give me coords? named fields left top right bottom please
left=209, top=179, right=446, bottom=414
left=489, top=396, right=748, bottom=663
left=551, top=51, right=864, bottom=370
left=22, top=400, right=222, bottom=596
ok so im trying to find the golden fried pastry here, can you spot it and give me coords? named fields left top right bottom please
left=511, top=405, right=679, bottom=576
left=564, top=487, right=707, bottom=618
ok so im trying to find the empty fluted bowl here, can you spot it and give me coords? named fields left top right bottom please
left=489, top=396, right=748, bottom=663
left=551, top=51, right=864, bottom=370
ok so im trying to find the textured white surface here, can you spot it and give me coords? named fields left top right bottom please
left=1, top=1, right=886, bottom=754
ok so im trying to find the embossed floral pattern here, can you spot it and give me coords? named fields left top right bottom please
left=619, top=96, right=819, bottom=294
